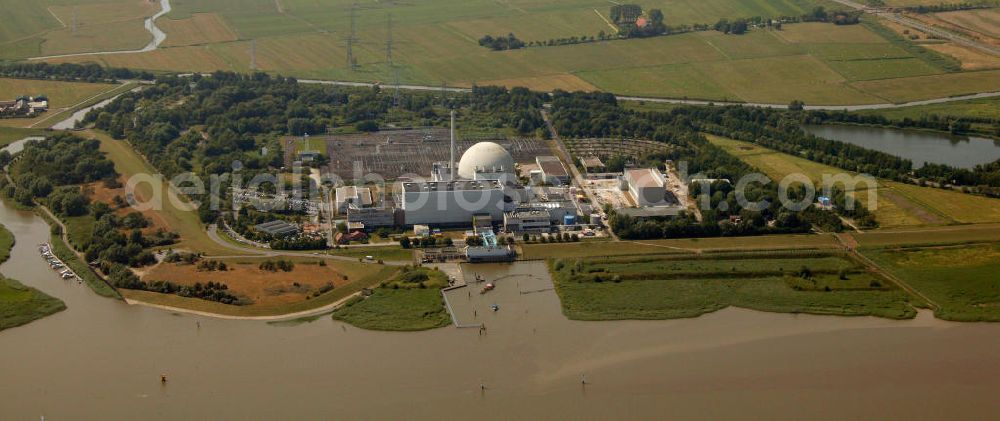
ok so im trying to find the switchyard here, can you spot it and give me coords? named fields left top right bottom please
left=314, top=128, right=548, bottom=180
left=564, top=138, right=675, bottom=161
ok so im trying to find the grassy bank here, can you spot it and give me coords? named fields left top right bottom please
left=0, top=277, right=67, bottom=331
left=522, top=234, right=840, bottom=259
left=332, top=266, right=451, bottom=331
left=866, top=243, right=1000, bottom=322
left=549, top=252, right=918, bottom=320
left=0, top=223, right=66, bottom=331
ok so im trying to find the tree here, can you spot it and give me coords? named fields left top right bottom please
left=788, top=100, right=805, bottom=111
left=399, top=236, right=411, bottom=249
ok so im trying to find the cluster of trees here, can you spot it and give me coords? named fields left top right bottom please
left=806, top=109, right=999, bottom=138
left=259, top=259, right=295, bottom=272
left=714, top=19, right=749, bottom=34
left=0, top=63, right=154, bottom=83
left=399, top=236, right=454, bottom=248
left=610, top=4, right=643, bottom=24
left=469, top=85, right=547, bottom=135
left=477, top=33, right=525, bottom=51
left=521, top=232, right=580, bottom=243
left=8, top=134, right=178, bottom=274
left=271, top=236, right=326, bottom=250
left=196, top=260, right=229, bottom=271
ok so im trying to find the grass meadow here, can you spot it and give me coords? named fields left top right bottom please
left=549, top=252, right=918, bottom=320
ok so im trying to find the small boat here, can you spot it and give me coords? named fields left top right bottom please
left=480, top=283, right=495, bottom=294
left=491, top=304, right=500, bottom=312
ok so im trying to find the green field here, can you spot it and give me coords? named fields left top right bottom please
left=0, top=127, right=46, bottom=146
left=867, top=243, right=1000, bottom=322
left=550, top=252, right=918, bottom=320
left=10, top=0, right=991, bottom=104
left=331, top=266, right=451, bottom=330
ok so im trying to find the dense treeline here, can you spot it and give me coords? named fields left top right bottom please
left=807, top=108, right=998, bottom=138
left=903, top=2, right=997, bottom=13
left=469, top=85, right=546, bottom=134
left=0, top=62, right=153, bottom=83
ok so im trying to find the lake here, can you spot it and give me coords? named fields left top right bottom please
left=804, top=124, right=1000, bottom=169
left=3, top=198, right=1000, bottom=419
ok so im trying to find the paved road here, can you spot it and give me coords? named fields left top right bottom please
left=539, top=108, right=619, bottom=240
left=828, top=0, right=1000, bottom=57
left=299, top=78, right=1000, bottom=111
left=206, top=224, right=410, bottom=266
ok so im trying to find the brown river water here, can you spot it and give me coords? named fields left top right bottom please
left=3, top=199, right=1000, bottom=420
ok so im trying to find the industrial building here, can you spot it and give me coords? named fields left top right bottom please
left=254, top=220, right=299, bottom=238
left=466, top=230, right=515, bottom=262
left=503, top=208, right=552, bottom=233
left=346, top=206, right=396, bottom=228
left=625, top=168, right=670, bottom=206
left=399, top=180, right=508, bottom=226
left=335, top=186, right=374, bottom=213
left=535, top=156, right=570, bottom=185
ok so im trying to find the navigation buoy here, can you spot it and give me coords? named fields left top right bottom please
left=160, top=373, right=168, bottom=383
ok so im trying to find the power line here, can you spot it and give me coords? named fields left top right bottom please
left=385, top=13, right=393, bottom=66
left=249, top=39, right=257, bottom=70
left=346, top=3, right=358, bottom=70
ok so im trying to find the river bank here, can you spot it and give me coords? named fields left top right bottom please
left=4, top=197, right=1000, bottom=418
left=0, top=223, right=65, bottom=331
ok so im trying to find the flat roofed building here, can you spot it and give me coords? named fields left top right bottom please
left=536, top=156, right=569, bottom=185
left=400, top=180, right=507, bottom=227
left=579, top=156, right=605, bottom=173
left=346, top=206, right=394, bottom=228
left=335, top=186, right=374, bottom=213
left=504, top=208, right=552, bottom=233
left=254, top=220, right=300, bottom=238
left=625, top=168, right=668, bottom=207
left=466, top=230, right=515, bottom=262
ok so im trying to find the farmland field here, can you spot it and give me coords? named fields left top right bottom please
left=0, top=0, right=986, bottom=104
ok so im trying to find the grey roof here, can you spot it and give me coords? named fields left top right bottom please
left=254, top=220, right=299, bottom=236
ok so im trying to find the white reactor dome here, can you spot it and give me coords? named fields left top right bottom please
left=457, top=142, right=515, bottom=179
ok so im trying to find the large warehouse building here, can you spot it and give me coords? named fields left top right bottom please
left=399, top=180, right=508, bottom=226
left=625, top=168, right=669, bottom=206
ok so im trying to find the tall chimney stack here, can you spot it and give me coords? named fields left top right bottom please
left=450, top=110, right=456, bottom=180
